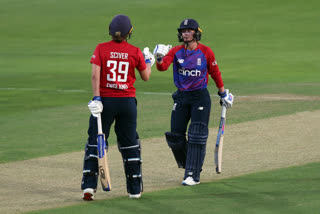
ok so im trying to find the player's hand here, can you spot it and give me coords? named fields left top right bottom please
left=218, top=89, right=233, bottom=108
left=143, top=47, right=155, bottom=67
left=88, top=96, right=103, bottom=117
left=153, top=44, right=172, bottom=62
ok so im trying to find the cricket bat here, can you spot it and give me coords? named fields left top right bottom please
left=215, top=105, right=227, bottom=174
left=97, top=113, right=112, bottom=191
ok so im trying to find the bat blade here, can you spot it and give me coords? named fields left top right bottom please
left=215, top=106, right=226, bottom=174
left=215, top=134, right=224, bottom=174
left=97, top=133, right=112, bottom=191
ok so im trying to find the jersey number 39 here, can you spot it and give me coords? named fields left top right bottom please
left=107, top=60, right=129, bottom=82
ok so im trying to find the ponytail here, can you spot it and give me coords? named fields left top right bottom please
left=112, top=31, right=127, bottom=43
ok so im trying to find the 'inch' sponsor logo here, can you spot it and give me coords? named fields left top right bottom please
left=178, top=67, right=201, bottom=76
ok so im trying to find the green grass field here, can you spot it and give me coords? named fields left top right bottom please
left=1, top=0, right=320, bottom=213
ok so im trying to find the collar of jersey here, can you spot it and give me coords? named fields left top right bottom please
left=186, top=49, right=195, bottom=53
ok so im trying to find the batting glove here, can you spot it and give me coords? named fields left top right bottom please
left=153, top=44, right=172, bottom=62
left=88, top=96, right=103, bottom=117
left=218, top=89, right=234, bottom=108
left=143, top=47, right=155, bottom=67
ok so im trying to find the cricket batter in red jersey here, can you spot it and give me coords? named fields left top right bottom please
left=81, top=14, right=155, bottom=200
left=153, top=19, right=233, bottom=185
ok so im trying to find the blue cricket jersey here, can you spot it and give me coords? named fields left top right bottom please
left=157, top=44, right=224, bottom=91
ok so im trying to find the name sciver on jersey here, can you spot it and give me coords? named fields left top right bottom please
left=110, top=52, right=128, bottom=59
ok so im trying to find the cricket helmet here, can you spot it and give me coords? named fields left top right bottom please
left=177, top=18, right=202, bottom=42
left=109, top=15, right=133, bottom=38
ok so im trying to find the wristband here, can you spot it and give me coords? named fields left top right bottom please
left=93, top=96, right=102, bottom=101
left=217, top=91, right=227, bottom=98
left=145, top=59, right=151, bottom=64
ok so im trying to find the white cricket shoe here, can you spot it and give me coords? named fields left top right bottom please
left=129, top=193, right=141, bottom=199
left=182, top=176, right=200, bottom=186
left=82, top=188, right=95, bottom=201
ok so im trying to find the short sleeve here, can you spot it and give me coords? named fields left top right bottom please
left=90, top=44, right=101, bottom=66
left=136, top=48, right=147, bottom=72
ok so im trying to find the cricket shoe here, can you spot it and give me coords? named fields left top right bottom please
left=82, top=188, right=95, bottom=201
left=182, top=176, right=200, bottom=186
left=129, top=193, right=141, bottom=199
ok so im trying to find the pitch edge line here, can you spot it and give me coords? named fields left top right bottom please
left=0, top=88, right=316, bottom=100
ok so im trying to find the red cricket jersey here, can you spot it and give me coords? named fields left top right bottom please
left=90, top=40, right=146, bottom=97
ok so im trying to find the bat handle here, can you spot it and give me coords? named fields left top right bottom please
left=221, top=105, right=227, bottom=118
left=97, top=113, right=103, bottom=134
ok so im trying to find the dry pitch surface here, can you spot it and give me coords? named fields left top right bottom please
left=1, top=106, right=320, bottom=213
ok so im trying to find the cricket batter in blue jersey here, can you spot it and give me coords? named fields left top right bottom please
left=154, top=18, right=234, bottom=185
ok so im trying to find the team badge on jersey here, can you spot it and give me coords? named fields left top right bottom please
left=197, top=58, right=201, bottom=66
left=92, top=55, right=96, bottom=59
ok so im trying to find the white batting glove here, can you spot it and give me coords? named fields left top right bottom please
left=88, top=96, right=103, bottom=117
left=153, top=44, right=172, bottom=62
left=143, top=47, right=155, bottom=67
left=218, top=89, right=234, bottom=108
